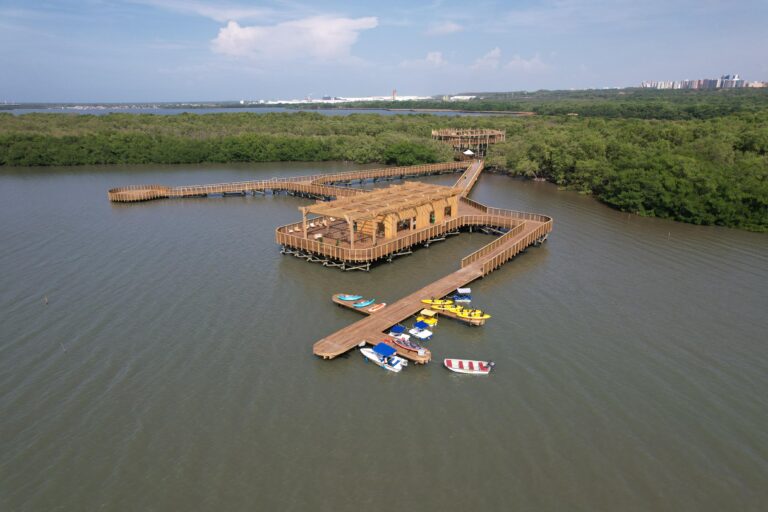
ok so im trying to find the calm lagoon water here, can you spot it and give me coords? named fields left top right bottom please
left=1, top=162, right=766, bottom=511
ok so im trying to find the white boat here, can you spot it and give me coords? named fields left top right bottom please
left=408, top=328, right=433, bottom=340
left=361, top=343, right=408, bottom=373
left=443, top=358, right=494, bottom=375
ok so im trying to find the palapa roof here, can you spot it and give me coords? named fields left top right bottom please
left=301, top=182, right=458, bottom=222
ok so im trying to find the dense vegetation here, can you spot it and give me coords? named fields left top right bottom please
left=0, top=97, right=766, bottom=231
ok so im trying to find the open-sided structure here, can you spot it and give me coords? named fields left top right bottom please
left=432, top=128, right=506, bottom=158
left=297, top=182, right=460, bottom=248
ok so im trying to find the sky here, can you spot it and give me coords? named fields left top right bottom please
left=0, top=0, right=766, bottom=102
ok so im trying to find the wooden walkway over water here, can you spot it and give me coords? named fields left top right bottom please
left=107, top=162, right=467, bottom=202
left=108, top=158, right=552, bottom=364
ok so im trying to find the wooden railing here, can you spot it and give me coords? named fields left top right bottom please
left=486, top=207, right=551, bottom=223
left=459, top=196, right=486, bottom=212
left=479, top=220, right=552, bottom=276
left=311, top=161, right=466, bottom=185
left=107, top=184, right=171, bottom=202
left=460, top=222, right=525, bottom=268
left=276, top=213, right=523, bottom=263
left=452, top=160, right=484, bottom=192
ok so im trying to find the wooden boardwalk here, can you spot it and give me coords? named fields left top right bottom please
left=107, top=157, right=552, bottom=364
left=108, top=162, right=467, bottom=202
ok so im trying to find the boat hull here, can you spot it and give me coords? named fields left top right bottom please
left=338, top=294, right=363, bottom=301
left=367, top=303, right=387, bottom=313
left=443, top=359, right=493, bottom=375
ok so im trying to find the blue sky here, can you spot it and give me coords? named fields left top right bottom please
left=1, top=0, right=766, bottom=101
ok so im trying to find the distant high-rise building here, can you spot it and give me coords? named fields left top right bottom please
left=641, top=74, right=752, bottom=90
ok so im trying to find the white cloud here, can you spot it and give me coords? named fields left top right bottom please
left=400, top=51, right=446, bottom=68
left=130, top=0, right=282, bottom=23
left=471, top=47, right=501, bottom=70
left=505, top=53, right=548, bottom=72
left=212, top=17, right=378, bottom=62
left=426, top=21, right=463, bottom=35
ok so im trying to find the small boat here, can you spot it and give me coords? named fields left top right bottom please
left=453, top=288, right=472, bottom=302
left=456, top=309, right=491, bottom=320
left=389, top=324, right=407, bottom=337
left=431, top=303, right=454, bottom=311
left=418, top=309, right=438, bottom=326
left=337, top=294, right=363, bottom=301
left=421, top=298, right=453, bottom=306
left=361, top=343, right=408, bottom=372
left=353, top=298, right=376, bottom=308
left=444, top=358, right=494, bottom=375
left=408, top=328, right=433, bottom=340
left=417, top=315, right=438, bottom=327
left=367, top=303, right=387, bottom=313
left=389, top=336, right=426, bottom=354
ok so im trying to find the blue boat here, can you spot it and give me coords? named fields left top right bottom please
left=338, top=294, right=363, bottom=301
left=353, top=299, right=376, bottom=308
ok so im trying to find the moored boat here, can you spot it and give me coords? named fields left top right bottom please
left=456, top=309, right=491, bottom=320
left=353, top=298, right=376, bottom=308
left=389, top=336, right=426, bottom=355
left=421, top=298, right=453, bottom=306
left=417, top=309, right=438, bottom=326
left=408, top=328, right=433, bottom=340
left=338, top=294, right=363, bottom=301
left=361, top=343, right=408, bottom=372
left=367, top=302, right=387, bottom=313
left=417, top=315, right=438, bottom=326
left=452, top=287, right=472, bottom=303
left=443, top=358, right=494, bottom=375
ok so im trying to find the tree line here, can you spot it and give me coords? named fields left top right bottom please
left=0, top=110, right=765, bottom=231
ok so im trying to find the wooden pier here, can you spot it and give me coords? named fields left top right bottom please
left=107, top=162, right=467, bottom=202
left=108, top=130, right=552, bottom=365
left=313, top=210, right=550, bottom=363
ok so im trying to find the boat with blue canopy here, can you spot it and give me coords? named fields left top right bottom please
left=389, top=324, right=406, bottom=336
left=360, top=342, right=408, bottom=372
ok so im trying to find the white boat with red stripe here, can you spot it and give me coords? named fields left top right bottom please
left=443, top=358, right=495, bottom=375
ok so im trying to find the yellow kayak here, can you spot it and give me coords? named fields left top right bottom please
left=431, top=304, right=454, bottom=311
left=421, top=298, right=453, bottom=306
left=456, top=310, right=491, bottom=320
left=417, top=315, right=438, bottom=326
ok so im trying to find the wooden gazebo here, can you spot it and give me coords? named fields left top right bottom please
left=297, top=182, right=460, bottom=249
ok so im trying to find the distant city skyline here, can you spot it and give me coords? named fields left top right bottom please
left=1, top=0, right=767, bottom=102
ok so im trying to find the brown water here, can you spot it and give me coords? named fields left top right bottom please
left=1, top=162, right=766, bottom=511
